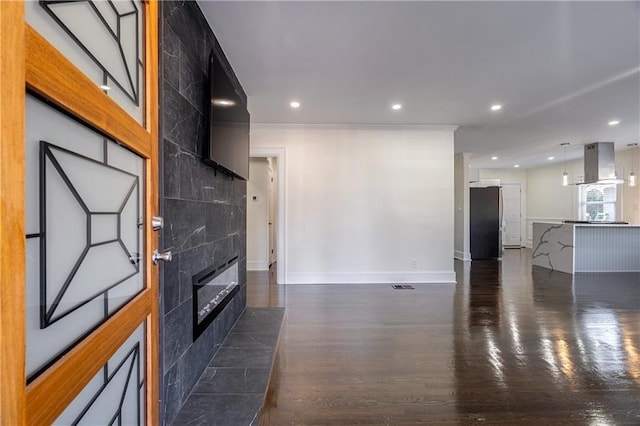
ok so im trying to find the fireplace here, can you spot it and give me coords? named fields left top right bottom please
left=192, top=256, right=240, bottom=340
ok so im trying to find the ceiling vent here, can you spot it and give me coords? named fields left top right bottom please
left=583, top=142, right=623, bottom=185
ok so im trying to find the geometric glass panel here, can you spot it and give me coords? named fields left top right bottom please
left=41, top=142, right=140, bottom=325
left=53, top=322, right=146, bottom=426
left=91, top=214, right=119, bottom=245
left=25, top=0, right=145, bottom=124
left=25, top=94, right=145, bottom=380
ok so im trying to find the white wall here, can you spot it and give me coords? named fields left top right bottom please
left=247, top=158, right=269, bottom=270
left=525, top=159, right=582, bottom=246
left=454, top=153, right=470, bottom=260
left=527, top=159, right=582, bottom=220
left=251, top=124, right=457, bottom=284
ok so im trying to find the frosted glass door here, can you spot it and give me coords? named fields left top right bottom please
left=16, top=1, right=158, bottom=424
left=53, top=322, right=146, bottom=425
left=25, top=0, right=145, bottom=124
left=25, top=94, right=145, bottom=380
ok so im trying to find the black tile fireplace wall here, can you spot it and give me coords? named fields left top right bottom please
left=159, top=1, right=247, bottom=424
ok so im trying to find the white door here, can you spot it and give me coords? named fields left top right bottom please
left=502, top=184, right=522, bottom=247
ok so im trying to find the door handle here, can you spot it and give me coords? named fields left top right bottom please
left=151, top=216, right=164, bottom=231
left=152, top=249, right=172, bottom=264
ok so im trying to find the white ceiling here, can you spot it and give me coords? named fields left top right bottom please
left=198, top=1, right=640, bottom=169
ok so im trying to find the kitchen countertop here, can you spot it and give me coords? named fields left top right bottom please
left=562, top=220, right=636, bottom=225
left=532, top=222, right=640, bottom=274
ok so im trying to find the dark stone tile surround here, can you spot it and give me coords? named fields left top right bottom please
left=159, top=1, right=248, bottom=424
left=171, top=308, right=285, bottom=426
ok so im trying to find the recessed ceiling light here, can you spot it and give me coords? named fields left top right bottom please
left=213, top=98, right=235, bottom=107
left=491, top=104, right=502, bottom=111
left=514, top=164, right=520, bottom=168
left=99, top=84, right=111, bottom=91
left=491, top=156, right=498, bottom=160
left=290, top=101, right=301, bottom=108
left=391, top=103, right=402, bottom=110
left=608, top=120, right=620, bottom=126
left=548, top=156, right=555, bottom=160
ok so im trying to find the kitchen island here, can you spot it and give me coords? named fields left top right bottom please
left=532, top=222, right=640, bottom=274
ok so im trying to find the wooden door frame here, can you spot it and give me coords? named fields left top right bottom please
left=0, top=1, right=159, bottom=424
left=0, top=2, right=27, bottom=425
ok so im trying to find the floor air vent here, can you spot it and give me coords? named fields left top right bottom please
left=392, top=284, right=415, bottom=290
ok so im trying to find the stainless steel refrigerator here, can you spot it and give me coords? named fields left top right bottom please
left=470, top=186, right=503, bottom=259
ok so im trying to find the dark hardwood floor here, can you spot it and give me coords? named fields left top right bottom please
left=249, top=250, right=640, bottom=425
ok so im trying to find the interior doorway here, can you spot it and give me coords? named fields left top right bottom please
left=502, top=183, right=522, bottom=247
left=247, top=156, right=280, bottom=280
left=268, top=158, right=278, bottom=267
left=249, top=147, right=286, bottom=284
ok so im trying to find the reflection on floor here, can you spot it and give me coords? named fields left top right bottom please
left=250, top=251, right=640, bottom=424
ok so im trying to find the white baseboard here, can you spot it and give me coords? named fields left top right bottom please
left=285, top=270, right=456, bottom=284
left=454, top=250, right=471, bottom=261
left=247, top=260, right=269, bottom=271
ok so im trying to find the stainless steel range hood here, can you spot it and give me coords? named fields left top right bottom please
left=583, top=142, right=623, bottom=184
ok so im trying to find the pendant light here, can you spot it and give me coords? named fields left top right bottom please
left=629, top=143, right=638, bottom=187
left=561, top=143, right=570, bottom=186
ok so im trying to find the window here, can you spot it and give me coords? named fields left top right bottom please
left=578, top=183, right=617, bottom=221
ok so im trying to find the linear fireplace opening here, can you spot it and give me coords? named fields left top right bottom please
left=192, top=256, right=240, bottom=341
